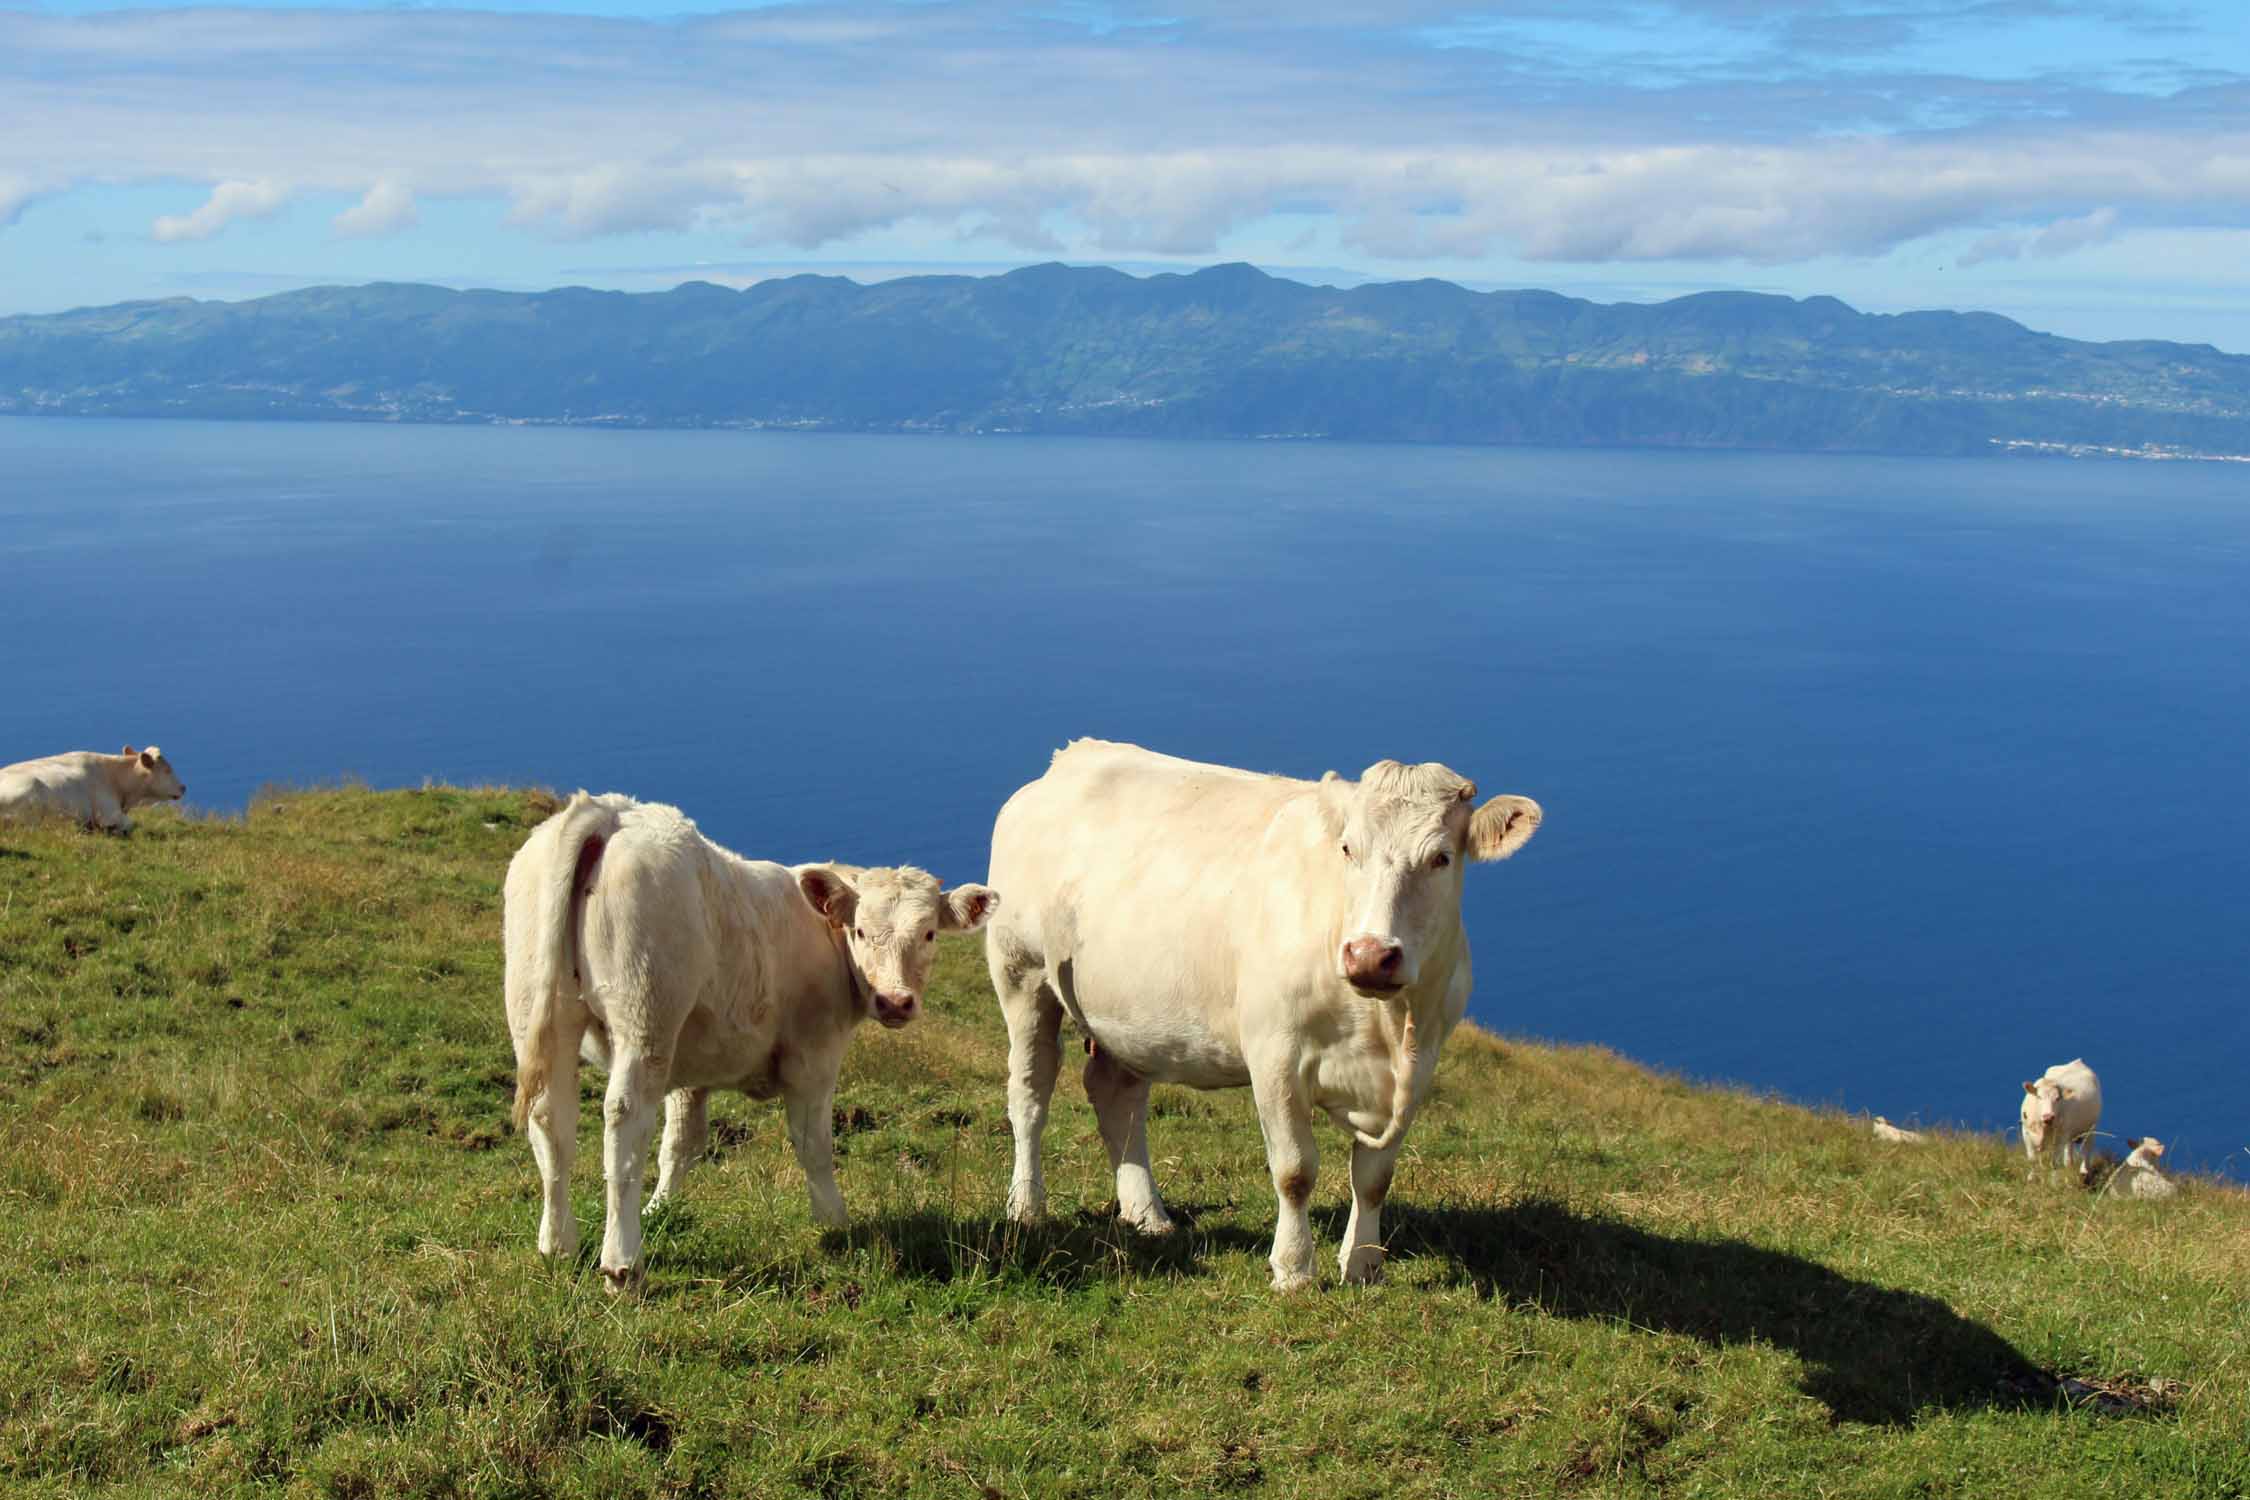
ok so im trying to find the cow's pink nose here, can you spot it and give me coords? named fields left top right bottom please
left=873, top=992, right=919, bottom=1027
left=1341, top=938, right=1404, bottom=986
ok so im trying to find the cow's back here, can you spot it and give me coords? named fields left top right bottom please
left=0, top=753, right=98, bottom=819
left=2042, top=1058, right=2103, bottom=1135
left=988, top=741, right=1327, bottom=1081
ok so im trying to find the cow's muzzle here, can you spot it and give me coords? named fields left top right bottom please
left=873, top=991, right=919, bottom=1028
left=1340, top=936, right=1406, bottom=993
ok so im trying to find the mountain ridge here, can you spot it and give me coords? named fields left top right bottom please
left=5, top=262, right=2247, bottom=458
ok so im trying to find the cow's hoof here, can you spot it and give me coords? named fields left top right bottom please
left=600, top=1264, right=642, bottom=1294
left=1341, top=1247, right=1385, bottom=1285
left=1122, top=1206, right=1176, bottom=1237
left=1006, top=1193, right=1045, bottom=1226
left=1270, top=1267, right=1317, bottom=1293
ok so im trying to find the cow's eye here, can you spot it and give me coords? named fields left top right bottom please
left=923, top=930, right=935, bottom=942
left=853, top=927, right=863, bottom=940
left=1431, top=851, right=1451, bottom=870
left=1340, top=842, right=1352, bottom=859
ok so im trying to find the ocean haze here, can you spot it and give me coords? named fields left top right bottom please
left=6, top=416, right=2247, bottom=1176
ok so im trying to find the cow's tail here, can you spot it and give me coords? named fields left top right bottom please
left=511, top=792, right=618, bottom=1129
left=1352, top=1000, right=1421, bottom=1153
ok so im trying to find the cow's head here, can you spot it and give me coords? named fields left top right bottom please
left=123, top=745, right=185, bottom=801
left=2020, top=1080, right=2063, bottom=1148
left=1316, top=760, right=1541, bottom=994
left=2126, top=1136, right=2165, bottom=1164
left=797, top=864, right=999, bottom=1028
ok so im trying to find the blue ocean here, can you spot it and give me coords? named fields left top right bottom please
left=6, top=417, right=2246, bottom=1174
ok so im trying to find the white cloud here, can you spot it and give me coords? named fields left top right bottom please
left=333, top=179, right=419, bottom=239
left=1958, top=205, right=2126, bottom=268
left=0, top=173, right=38, bottom=229
left=0, top=5, right=2243, bottom=269
left=150, top=179, right=289, bottom=244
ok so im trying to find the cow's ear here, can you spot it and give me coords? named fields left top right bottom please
left=942, top=884, right=1000, bottom=932
left=138, top=750, right=157, bottom=769
left=121, top=745, right=137, bottom=756
left=1467, top=795, right=1542, bottom=862
left=797, top=866, right=859, bottom=926
left=2022, top=1081, right=2038, bottom=1096
left=1315, top=770, right=1351, bottom=841
left=2127, top=1137, right=2142, bottom=1150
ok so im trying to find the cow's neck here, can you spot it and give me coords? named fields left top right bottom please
left=828, top=924, right=873, bottom=1026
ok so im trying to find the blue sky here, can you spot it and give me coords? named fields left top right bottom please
left=4, top=1, right=2247, bottom=348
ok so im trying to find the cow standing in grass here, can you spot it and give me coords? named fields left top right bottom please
left=984, top=740, right=1542, bottom=1290
left=2020, top=1058, right=2102, bottom=1184
left=505, top=792, right=998, bottom=1286
left=0, top=746, right=185, bottom=832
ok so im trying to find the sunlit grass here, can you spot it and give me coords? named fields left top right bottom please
left=4, top=787, right=2246, bottom=1496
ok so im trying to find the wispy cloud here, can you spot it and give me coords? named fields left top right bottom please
left=1959, top=205, right=2125, bottom=267
left=1, top=3, right=2243, bottom=267
left=0, top=172, right=41, bottom=229
left=149, top=178, right=289, bottom=243
left=332, top=178, right=418, bottom=239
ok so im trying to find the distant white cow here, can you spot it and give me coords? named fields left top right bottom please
left=2020, top=1058, right=2102, bottom=1184
left=2114, top=1137, right=2178, bottom=1200
left=1872, top=1116, right=1927, bottom=1144
left=985, top=740, right=1542, bottom=1290
left=505, top=792, right=998, bottom=1285
left=0, top=746, right=186, bottom=832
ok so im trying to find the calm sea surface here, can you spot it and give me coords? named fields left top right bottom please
left=6, top=417, right=2247, bottom=1174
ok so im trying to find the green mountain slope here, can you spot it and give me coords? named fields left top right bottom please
left=5, top=264, right=2248, bottom=456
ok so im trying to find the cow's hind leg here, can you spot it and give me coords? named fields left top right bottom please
left=1249, top=1059, right=1321, bottom=1292
left=597, top=1043, right=670, bottom=1288
left=1339, top=1136, right=1400, bottom=1285
left=649, top=1087, right=710, bottom=1210
left=991, top=939, right=1063, bottom=1223
left=514, top=992, right=587, bottom=1258
left=1084, top=1046, right=1173, bottom=1235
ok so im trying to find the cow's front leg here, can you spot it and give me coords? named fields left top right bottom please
left=997, top=967, right=1063, bottom=1224
left=597, top=1047, right=668, bottom=1288
left=784, top=1080, right=846, bottom=1228
left=649, top=1087, right=709, bottom=1209
left=1250, top=1062, right=1320, bottom=1291
left=1339, top=1136, right=1400, bottom=1285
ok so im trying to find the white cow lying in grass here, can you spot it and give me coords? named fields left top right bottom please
left=1871, top=1116, right=1926, bottom=1143
left=2114, top=1137, right=2178, bottom=1200
left=0, top=746, right=185, bottom=832
left=2020, top=1058, right=2102, bottom=1184
left=505, top=792, right=998, bottom=1286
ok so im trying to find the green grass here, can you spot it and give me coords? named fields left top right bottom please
left=4, top=786, right=2247, bottom=1498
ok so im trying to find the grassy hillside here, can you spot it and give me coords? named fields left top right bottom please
left=4, top=786, right=2246, bottom=1497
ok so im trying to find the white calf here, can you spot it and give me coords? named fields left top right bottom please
left=2114, top=1137, right=2178, bottom=1200
left=504, top=792, right=997, bottom=1285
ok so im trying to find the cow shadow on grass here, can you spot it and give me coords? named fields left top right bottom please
left=1373, top=1196, right=2047, bottom=1428
left=824, top=1194, right=2048, bottom=1427
left=817, top=1203, right=1273, bottom=1291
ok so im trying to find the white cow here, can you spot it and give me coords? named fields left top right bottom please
left=1871, top=1116, right=1927, bottom=1144
left=2020, top=1058, right=2102, bottom=1184
left=2114, top=1137, right=2178, bottom=1200
left=985, top=740, right=1542, bottom=1290
left=0, top=746, right=185, bottom=831
left=505, top=792, right=998, bottom=1286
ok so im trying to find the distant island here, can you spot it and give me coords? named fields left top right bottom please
left=4, top=263, right=2247, bottom=460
